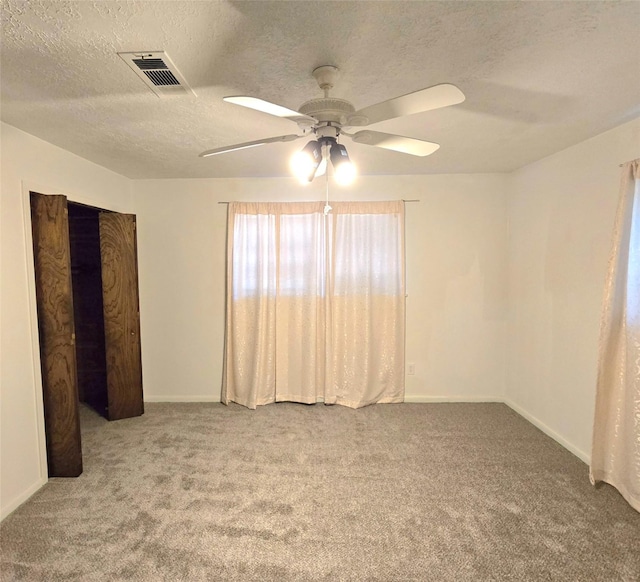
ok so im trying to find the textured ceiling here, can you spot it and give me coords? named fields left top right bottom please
left=1, top=0, right=639, bottom=179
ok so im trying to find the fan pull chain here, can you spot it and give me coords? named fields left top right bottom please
left=323, top=144, right=332, bottom=215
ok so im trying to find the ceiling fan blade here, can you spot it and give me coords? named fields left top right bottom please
left=223, top=96, right=316, bottom=124
left=349, top=83, right=465, bottom=126
left=350, top=131, right=440, bottom=157
left=199, top=134, right=302, bottom=158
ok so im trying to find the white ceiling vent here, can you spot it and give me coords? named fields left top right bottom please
left=118, top=51, right=195, bottom=97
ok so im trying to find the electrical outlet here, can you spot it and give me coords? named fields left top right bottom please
left=407, top=363, right=415, bottom=375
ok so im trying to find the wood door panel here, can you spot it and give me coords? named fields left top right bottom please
left=30, top=192, right=82, bottom=477
left=99, top=212, right=144, bottom=420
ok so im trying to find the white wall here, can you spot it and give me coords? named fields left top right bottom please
left=506, top=117, right=640, bottom=462
left=133, top=174, right=509, bottom=404
left=0, top=122, right=133, bottom=519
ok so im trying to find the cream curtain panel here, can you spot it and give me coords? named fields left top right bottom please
left=590, top=160, right=640, bottom=512
left=222, top=201, right=405, bottom=409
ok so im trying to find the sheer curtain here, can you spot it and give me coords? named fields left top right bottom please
left=222, top=201, right=405, bottom=409
left=590, top=160, right=640, bottom=512
left=326, top=202, right=405, bottom=407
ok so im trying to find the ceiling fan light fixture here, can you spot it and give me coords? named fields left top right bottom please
left=291, top=140, right=322, bottom=184
left=330, top=142, right=357, bottom=186
left=202, top=66, right=465, bottom=181
left=315, top=156, right=328, bottom=178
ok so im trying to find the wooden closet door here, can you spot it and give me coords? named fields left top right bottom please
left=99, top=212, right=144, bottom=420
left=30, top=192, right=82, bottom=477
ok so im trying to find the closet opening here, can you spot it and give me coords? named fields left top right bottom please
left=30, top=191, right=143, bottom=477
left=68, top=202, right=109, bottom=419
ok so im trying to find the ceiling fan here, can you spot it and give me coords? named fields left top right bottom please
left=199, top=66, right=465, bottom=184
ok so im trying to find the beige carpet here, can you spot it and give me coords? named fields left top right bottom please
left=1, top=402, right=639, bottom=581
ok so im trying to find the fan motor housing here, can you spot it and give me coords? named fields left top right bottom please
left=298, top=98, right=355, bottom=124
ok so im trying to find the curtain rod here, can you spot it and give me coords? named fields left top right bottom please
left=217, top=199, right=420, bottom=204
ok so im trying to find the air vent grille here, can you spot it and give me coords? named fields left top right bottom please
left=132, top=58, right=167, bottom=70
left=118, top=51, right=195, bottom=97
left=143, top=69, right=180, bottom=87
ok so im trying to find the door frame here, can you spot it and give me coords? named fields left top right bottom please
left=21, top=181, right=134, bottom=481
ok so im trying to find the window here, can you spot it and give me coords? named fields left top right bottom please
left=223, top=201, right=406, bottom=409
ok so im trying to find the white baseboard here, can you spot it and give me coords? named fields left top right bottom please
left=145, top=395, right=504, bottom=404
left=144, top=394, right=505, bottom=404
left=404, top=395, right=504, bottom=403
left=144, top=395, right=221, bottom=403
left=1, top=477, right=47, bottom=522
left=504, top=398, right=590, bottom=464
